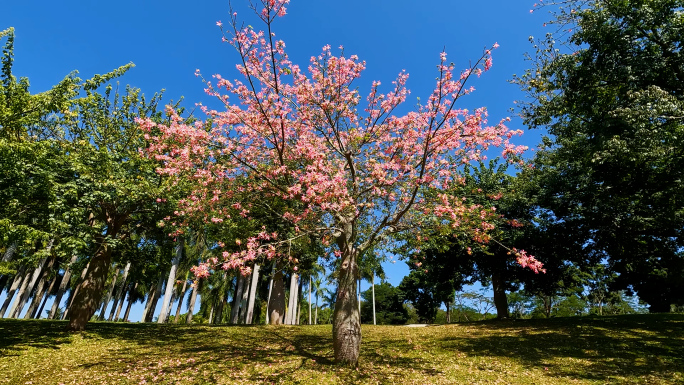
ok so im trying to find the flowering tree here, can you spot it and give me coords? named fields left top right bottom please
left=140, top=0, right=542, bottom=364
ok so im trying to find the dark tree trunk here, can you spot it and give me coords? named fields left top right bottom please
left=333, top=248, right=361, bottom=366
left=10, top=257, right=48, bottom=318
left=173, top=273, right=189, bottom=324
left=492, top=271, right=509, bottom=319
left=230, top=273, right=246, bottom=324
left=99, top=266, right=121, bottom=320
left=185, top=284, right=198, bottom=324
left=268, top=266, right=286, bottom=325
left=67, top=244, right=113, bottom=331
left=122, top=282, right=138, bottom=322
left=26, top=256, right=57, bottom=319
left=0, top=265, right=26, bottom=318
left=245, top=264, right=260, bottom=324
left=49, top=253, right=78, bottom=319
left=145, top=275, right=165, bottom=323
left=36, top=271, right=60, bottom=319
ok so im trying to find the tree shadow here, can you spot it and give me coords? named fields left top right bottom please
left=437, top=314, right=684, bottom=382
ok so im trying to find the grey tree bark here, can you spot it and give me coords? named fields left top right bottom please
left=49, top=253, right=78, bottom=319
left=267, top=265, right=285, bottom=325
left=285, top=272, right=299, bottom=325
left=109, top=262, right=131, bottom=321
left=332, top=227, right=361, bottom=365
left=173, top=272, right=189, bottom=324
left=25, top=256, right=57, bottom=319
left=99, top=266, right=121, bottom=320
left=185, top=281, right=199, bottom=324
left=245, top=264, right=260, bottom=324
left=145, top=274, right=165, bottom=322
left=122, top=282, right=138, bottom=322
left=0, top=265, right=27, bottom=318
left=371, top=272, right=376, bottom=325
left=35, top=270, right=60, bottom=319
left=158, top=239, right=182, bottom=324
left=230, top=273, right=246, bottom=324
left=238, top=272, right=251, bottom=323
left=10, top=257, right=48, bottom=318
left=308, top=275, right=312, bottom=325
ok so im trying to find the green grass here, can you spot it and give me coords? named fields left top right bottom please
left=1, top=314, right=683, bottom=384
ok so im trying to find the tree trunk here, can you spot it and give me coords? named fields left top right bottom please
left=99, top=266, right=121, bottom=320
left=10, top=257, right=48, bottom=318
left=297, top=277, right=302, bottom=325
left=35, top=271, right=60, bottom=319
left=0, top=265, right=26, bottom=318
left=141, top=279, right=158, bottom=322
left=230, top=273, right=246, bottom=324
left=158, top=239, right=182, bottom=324
left=445, top=301, right=451, bottom=324
left=245, top=264, right=260, bottom=324
left=492, top=271, right=509, bottom=319
left=25, top=256, right=57, bottom=319
left=239, top=272, right=251, bottom=323
left=315, top=288, right=319, bottom=325
left=146, top=275, right=165, bottom=322
left=67, top=245, right=113, bottom=331
left=333, top=247, right=361, bottom=365
left=185, top=282, right=198, bottom=324
left=308, top=275, right=312, bottom=325
left=371, top=272, right=376, bottom=325
left=62, top=261, right=91, bottom=320
left=268, top=265, right=285, bottom=325
left=265, top=262, right=276, bottom=324
left=358, top=278, right=361, bottom=316
left=49, top=253, right=78, bottom=319
left=285, top=272, right=298, bottom=325
left=109, top=262, right=131, bottom=321
left=173, top=272, right=189, bottom=324
left=122, top=282, right=138, bottom=322
left=0, top=242, right=18, bottom=290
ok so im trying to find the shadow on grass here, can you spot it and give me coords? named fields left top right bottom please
left=437, top=314, right=684, bottom=382
left=1, top=314, right=682, bottom=383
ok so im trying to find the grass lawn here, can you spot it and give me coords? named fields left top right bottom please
left=1, top=314, right=682, bottom=384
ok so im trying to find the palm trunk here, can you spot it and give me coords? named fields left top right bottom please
left=268, top=265, right=285, bottom=325
left=371, top=272, right=376, bottom=325
left=332, top=246, right=361, bottom=365
left=145, top=275, right=165, bottom=323
left=308, top=275, right=312, bottom=325
left=285, top=272, right=298, bottom=325
left=25, top=256, right=57, bottom=319
left=10, top=257, right=48, bottom=318
left=109, top=262, right=131, bottom=321
left=185, top=282, right=198, bottom=324
left=0, top=265, right=26, bottom=318
left=245, top=264, right=260, bottom=324
left=49, top=253, right=78, bottom=319
left=315, top=288, right=319, bottom=325
left=230, top=273, right=246, bottom=324
left=0, top=242, right=18, bottom=290
left=141, top=278, right=158, bottom=322
left=36, top=271, right=60, bottom=319
left=296, top=277, right=302, bottom=325
left=265, top=262, right=276, bottom=324
left=239, top=272, right=251, bottom=323
left=99, top=266, right=121, bottom=320
left=173, top=272, right=189, bottom=324
left=122, top=282, right=138, bottom=322
left=158, top=239, right=182, bottom=324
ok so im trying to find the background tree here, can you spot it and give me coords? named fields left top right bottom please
left=516, top=0, right=684, bottom=312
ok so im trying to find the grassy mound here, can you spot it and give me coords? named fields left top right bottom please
left=1, top=314, right=682, bottom=384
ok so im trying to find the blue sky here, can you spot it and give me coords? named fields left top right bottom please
left=2, top=0, right=551, bottom=321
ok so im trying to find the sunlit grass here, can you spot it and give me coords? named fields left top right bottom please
left=1, top=314, right=682, bottom=384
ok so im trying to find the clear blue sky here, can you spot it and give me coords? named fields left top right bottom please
left=2, top=0, right=551, bottom=321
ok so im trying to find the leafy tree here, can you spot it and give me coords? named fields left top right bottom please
left=142, top=0, right=535, bottom=364
left=360, top=282, right=407, bottom=324
left=517, top=0, right=684, bottom=312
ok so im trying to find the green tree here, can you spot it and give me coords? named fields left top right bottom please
left=516, top=0, right=684, bottom=312
left=360, top=282, right=408, bottom=325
